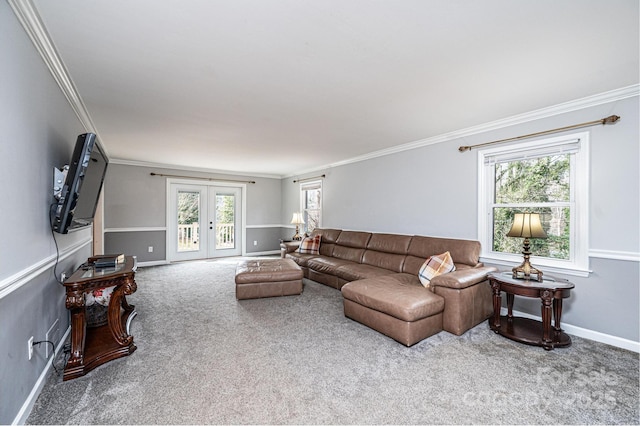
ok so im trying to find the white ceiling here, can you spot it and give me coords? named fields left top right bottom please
left=30, top=0, right=639, bottom=177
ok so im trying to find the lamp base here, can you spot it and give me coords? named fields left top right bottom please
left=292, top=225, right=303, bottom=241
left=512, top=237, right=544, bottom=282
left=512, top=260, right=544, bottom=282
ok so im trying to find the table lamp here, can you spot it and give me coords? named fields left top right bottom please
left=290, top=212, right=305, bottom=241
left=507, top=212, right=547, bottom=282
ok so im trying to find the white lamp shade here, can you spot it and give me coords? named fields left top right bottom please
left=290, top=212, right=305, bottom=225
left=507, top=213, right=547, bottom=239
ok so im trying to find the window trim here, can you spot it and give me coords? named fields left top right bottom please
left=300, top=180, right=322, bottom=234
left=477, top=131, right=590, bottom=277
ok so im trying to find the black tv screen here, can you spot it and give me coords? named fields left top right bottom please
left=52, top=133, right=109, bottom=234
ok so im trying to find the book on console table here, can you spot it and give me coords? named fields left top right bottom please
left=89, top=254, right=125, bottom=269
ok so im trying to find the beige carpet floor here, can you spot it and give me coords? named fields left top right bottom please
left=27, top=257, right=640, bottom=424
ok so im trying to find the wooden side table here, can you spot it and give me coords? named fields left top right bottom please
left=488, top=272, right=574, bottom=350
left=63, top=255, right=138, bottom=380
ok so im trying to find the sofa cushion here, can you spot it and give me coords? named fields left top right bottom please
left=341, top=275, right=445, bottom=322
left=418, top=252, right=456, bottom=288
left=307, top=256, right=355, bottom=276
left=362, top=250, right=406, bottom=273
left=335, top=263, right=396, bottom=282
left=311, top=228, right=342, bottom=257
left=332, top=231, right=372, bottom=263
left=299, top=235, right=321, bottom=255
left=285, top=252, right=317, bottom=268
left=366, top=233, right=412, bottom=254
left=403, top=236, right=481, bottom=275
left=336, top=230, right=372, bottom=248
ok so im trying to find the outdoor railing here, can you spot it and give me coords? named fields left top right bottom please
left=178, top=223, right=234, bottom=251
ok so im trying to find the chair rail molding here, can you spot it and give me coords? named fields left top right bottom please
left=0, top=237, right=91, bottom=299
left=589, top=249, right=640, bottom=262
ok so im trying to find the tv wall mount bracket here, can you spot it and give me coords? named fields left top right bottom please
left=53, top=165, right=69, bottom=201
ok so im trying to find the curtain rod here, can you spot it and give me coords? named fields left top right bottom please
left=458, top=115, right=620, bottom=152
left=150, top=172, right=256, bottom=184
left=293, top=174, right=326, bottom=183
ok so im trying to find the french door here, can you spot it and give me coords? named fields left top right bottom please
left=167, top=181, right=243, bottom=261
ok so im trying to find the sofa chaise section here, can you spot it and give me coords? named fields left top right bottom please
left=283, top=228, right=497, bottom=345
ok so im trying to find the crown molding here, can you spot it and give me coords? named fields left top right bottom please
left=285, top=84, right=639, bottom=178
left=8, top=0, right=109, bottom=156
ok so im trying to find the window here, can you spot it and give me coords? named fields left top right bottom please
left=477, top=132, right=589, bottom=276
left=300, top=180, right=322, bottom=234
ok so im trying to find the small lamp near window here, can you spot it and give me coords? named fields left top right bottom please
left=507, top=212, right=547, bottom=282
left=290, top=212, right=305, bottom=241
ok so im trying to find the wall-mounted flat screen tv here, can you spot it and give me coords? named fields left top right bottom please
left=52, top=133, right=109, bottom=234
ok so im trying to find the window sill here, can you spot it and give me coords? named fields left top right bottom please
left=479, top=255, right=591, bottom=278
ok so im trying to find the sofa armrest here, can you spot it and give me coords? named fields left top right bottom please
left=280, top=241, right=301, bottom=257
left=430, top=266, right=498, bottom=290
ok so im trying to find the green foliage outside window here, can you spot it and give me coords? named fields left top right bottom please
left=492, top=154, right=571, bottom=260
left=216, top=195, right=235, bottom=224
left=178, top=192, right=200, bottom=225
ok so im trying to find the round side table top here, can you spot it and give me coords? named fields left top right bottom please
left=488, top=271, right=575, bottom=290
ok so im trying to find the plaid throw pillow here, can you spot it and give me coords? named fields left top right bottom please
left=298, top=235, right=321, bottom=255
left=418, top=251, right=456, bottom=288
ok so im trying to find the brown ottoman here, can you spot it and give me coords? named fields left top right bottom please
left=235, top=259, right=303, bottom=300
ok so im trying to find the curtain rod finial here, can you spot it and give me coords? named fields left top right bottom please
left=459, top=146, right=471, bottom=152
left=603, top=115, right=620, bottom=125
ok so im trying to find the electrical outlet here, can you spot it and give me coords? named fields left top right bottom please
left=148, top=246, right=153, bottom=253
left=253, top=241, right=258, bottom=246
left=28, top=336, right=34, bottom=360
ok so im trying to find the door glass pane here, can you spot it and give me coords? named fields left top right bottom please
left=177, top=191, right=200, bottom=252
left=215, top=194, right=235, bottom=249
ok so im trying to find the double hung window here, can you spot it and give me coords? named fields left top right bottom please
left=300, top=180, right=322, bottom=234
left=477, top=132, right=589, bottom=276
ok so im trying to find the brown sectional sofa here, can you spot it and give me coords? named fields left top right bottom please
left=282, top=228, right=497, bottom=346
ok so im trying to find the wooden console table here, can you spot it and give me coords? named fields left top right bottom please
left=63, top=255, right=138, bottom=380
left=488, top=272, right=574, bottom=350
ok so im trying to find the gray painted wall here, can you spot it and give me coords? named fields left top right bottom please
left=282, top=96, right=640, bottom=343
left=103, top=164, right=283, bottom=259
left=246, top=227, right=284, bottom=253
left=104, top=231, right=167, bottom=263
left=1, top=3, right=92, bottom=423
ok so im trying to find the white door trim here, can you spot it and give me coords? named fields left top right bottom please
left=166, top=178, right=246, bottom=262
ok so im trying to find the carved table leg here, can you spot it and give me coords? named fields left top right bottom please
left=490, top=280, right=502, bottom=331
left=540, top=289, right=553, bottom=350
left=65, top=290, right=86, bottom=368
left=108, top=285, right=133, bottom=346
left=553, top=298, right=563, bottom=333
left=506, top=293, right=514, bottom=321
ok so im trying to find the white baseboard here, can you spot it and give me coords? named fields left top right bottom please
left=13, top=326, right=71, bottom=425
left=500, top=308, right=640, bottom=353
left=243, top=250, right=281, bottom=257
left=136, top=260, right=170, bottom=267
